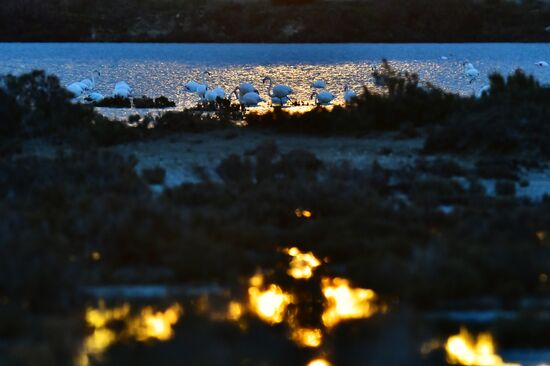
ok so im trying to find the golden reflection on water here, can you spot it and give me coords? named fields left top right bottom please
left=290, top=327, right=323, bottom=348
left=445, top=327, right=520, bottom=366
left=227, top=300, right=244, bottom=321
left=76, top=302, right=182, bottom=366
left=321, top=277, right=378, bottom=328
left=243, top=247, right=381, bottom=353
left=285, top=246, right=321, bottom=280
left=295, top=208, right=313, bottom=218
left=307, top=358, right=332, bottom=366
left=77, top=246, right=381, bottom=365
left=248, top=280, right=293, bottom=324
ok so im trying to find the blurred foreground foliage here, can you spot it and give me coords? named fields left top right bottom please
left=2, top=145, right=550, bottom=313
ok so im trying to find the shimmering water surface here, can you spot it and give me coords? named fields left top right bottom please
left=0, top=43, right=549, bottom=115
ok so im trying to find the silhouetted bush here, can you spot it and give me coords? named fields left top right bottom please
left=133, top=96, right=176, bottom=109
left=95, top=96, right=131, bottom=108
left=424, top=70, right=550, bottom=158
left=142, top=166, right=166, bottom=184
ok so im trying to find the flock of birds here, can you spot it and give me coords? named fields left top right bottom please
left=65, top=69, right=357, bottom=107
left=65, top=59, right=549, bottom=108
left=182, top=71, right=357, bottom=107
left=67, top=71, right=133, bottom=103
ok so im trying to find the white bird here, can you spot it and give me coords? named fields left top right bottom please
left=114, top=81, right=131, bottom=91
left=184, top=81, right=200, bottom=92
left=204, top=89, right=219, bottom=102
left=262, top=76, right=293, bottom=99
left=463, top=62, right=479, bottom=83
left=475, top=85, right=491, bottom=98
left=232, top=87, right=264, bottom=107
left=441, top=56, right=449, bottom=60
left=343, top=84, right=357, bottom=103
left=195, top=71, right=211, bottom=99
left=196, top=84, right=207, bottom=99
left=311, top=91, right=335, bottom=105
left=535, top=61, right=549, bottom=68
left=311, top=79, right=327, bottom=89
left=238, top=82, right=258, bottom=95
left=86, top=92, right=105, bottom=103
left=67, top=82, right=86, bottom=97
left=212, top=87, right=226, bottom=99
left=80, top=70, right=100, bottom=91
left=113, top=81, right=132, bottom=98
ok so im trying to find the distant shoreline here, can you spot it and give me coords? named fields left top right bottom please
left=1, top=0, right=548, bottom=44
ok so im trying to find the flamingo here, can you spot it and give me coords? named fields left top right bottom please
left=475, top=85, right=491, bottom=99
left=212, top=87, right=226, bottom=99
left=311, top=79, right=326, bottom=89
left=184, top=81, right=200, bottom=92
left=80, top=70, right=100, bottom=91
left=195, top=71, right=211, bottom=99
left=262, top=76, right=293, bottom=99
left=232, top=87, right=264, bottom=107
left=67, top=82, right=86, bottom=98
left=113, top=81, right=132, bottom=98
left=311, top=91, right=335, bottom=105
left=343, top=84, right=357, bottom=103
left=204, top=89, right=217, bottom=102
left=463, top=62, right=479, bottom=83
left=86, top=92, right=105, bottom=103
left=235, top=82, right=257, bottom=95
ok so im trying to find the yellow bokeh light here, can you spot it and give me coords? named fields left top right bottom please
left=285, top=247, right=321, bottom=280
left=76, top=302, right=182, bottom=366
left=127, top=304, right=183, bottom=341
left=291, top=327, right=323, bottom=348
left=307, top=358, right=332, bottom=366
left=227, top=301, right=244, bottom=321
left=445, top=327, right=520, bottom=366
left=321, top=277, right=378, bottom=328
left=249, top=282, right=293, bottom=324
left=295, top=208, right=313, bottom=218
left=85, top=301, right=130, bottom=328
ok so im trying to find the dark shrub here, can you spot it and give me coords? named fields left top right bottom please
left=495, top=180, right=516, bottom=196
left=276, top=149, right=322, bottom=180
left=216, top=154, right=254, bottom=185
left=94, top=96, right=131, bottom=108
left=142, top=166, right=166, bottom=184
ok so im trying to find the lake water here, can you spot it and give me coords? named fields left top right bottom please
left=0, top=43, right=549, bottom=113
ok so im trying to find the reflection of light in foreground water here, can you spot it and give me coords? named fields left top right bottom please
left=307, top=358, right=332, bottom=366
left=248, top=275, right=293, bottom=324
left=295, top=208, right=313, bottom=218
left=227, top=300, right=244, bottom=321
left=76, top=302, right=182, bottom=366
left=127, top=304, right=182, bottom=341
left=291, top=327, right=323, bottom=348
left=445, top=327, right=520, bottom=366
left=245, top=248, right=381, bottom=351
left=321, top=277, right=378, bottom=328
left=285, top=246, right=321, bottom=280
